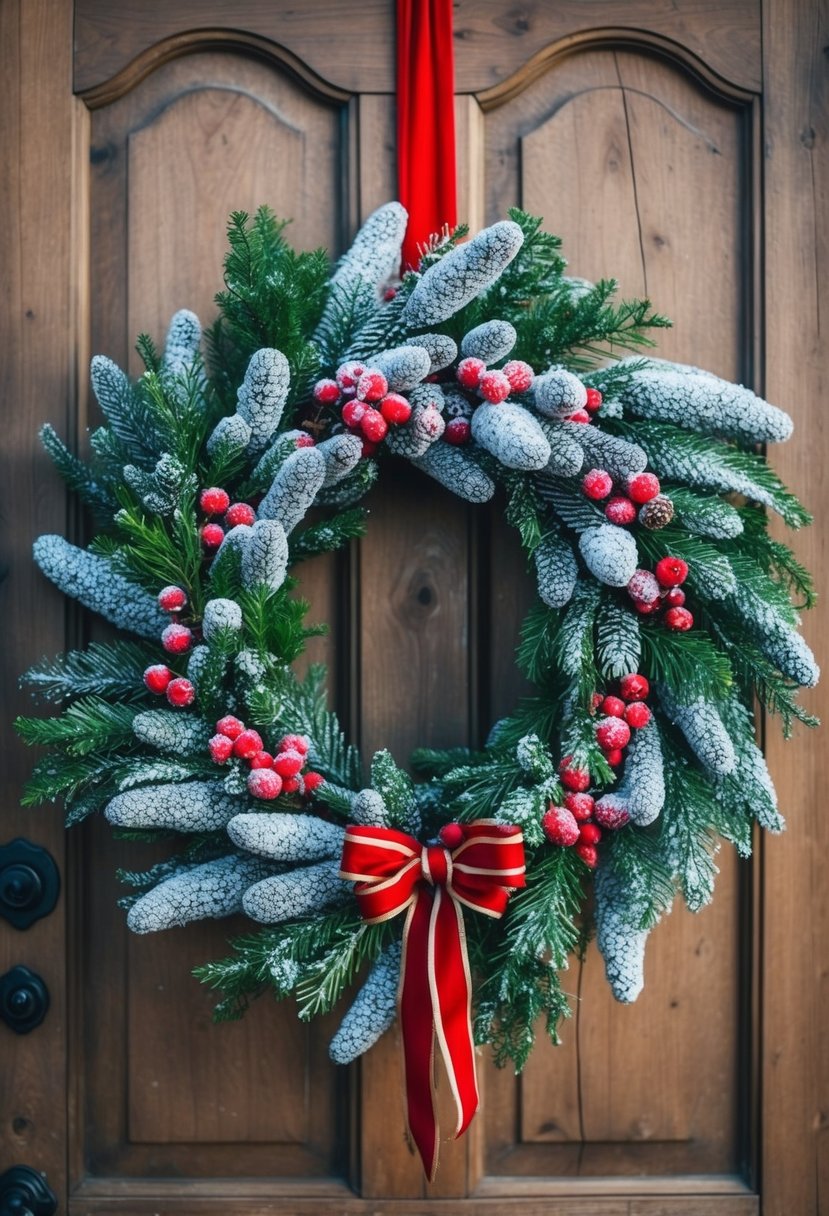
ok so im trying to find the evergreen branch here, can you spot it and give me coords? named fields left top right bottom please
left=20, top=641, right=157, bottom=702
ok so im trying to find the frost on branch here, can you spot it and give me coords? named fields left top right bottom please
left=659, top=687, right=736, bottom=776
left=595, top=866, right=656, bottom=1004
left=242, top=860, right=349, bottom=923
left=202, top=598, right=243, bottom=640
left=329, top=941, right=402, bottom=1064
left=412, top=443, right=495, bottom=503
left=617, top=357, right=793, bottom=444
left=105, top=781, right=245, bottom=831
left=471, top=402, right=551, bottom=470
left=732, top=587, right=819, bottom=687
left=33, top=535, right=167, bottom=640
left=578, top=525, right=639, bottom=587
left=236, top=348, right=291, bottom=455
left=372, top=344, right=431, bottom=391
left=673, top=495, right=744, bottom=540
left=317, top=434, right=363, bottom=488
left=561, top=422, right=647, bottom=480
left=127, top=855, right=270, bottom=933
left=402, top=332, right=457, bottom=373
left=132, top=710, right=210, bottom=756
left=226, top=812, right=345, bottom=862
left=460, top=320, right=517, bottom=365
left=402, top=220, right=524, bottom=327
left=241, top=519, right=289, bottom=592
left=533, top=367, right=587, bottom=417
left=534, top=534, right=578, bottom=608
left=258, top=446, right=326, bottom=534
left=162, top=309, right=201, bottom=377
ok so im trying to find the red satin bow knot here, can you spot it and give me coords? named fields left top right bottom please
left=340, top=821, right=526, bottom=1179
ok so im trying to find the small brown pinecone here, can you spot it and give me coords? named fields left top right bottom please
left=639, top=494, right=674, bottom=530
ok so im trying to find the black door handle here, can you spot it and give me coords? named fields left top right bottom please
left=0, top=967, right=49, bottom=1034
left=0, top=840, right=59, bottom=929
left=0, top=1167, right=57, bottom=1216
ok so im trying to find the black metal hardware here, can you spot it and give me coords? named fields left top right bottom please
left=0, top=1166, right=57, bottom=1216
left=0, top=840, right=59, bottom=930
left=0, top=967, right=49, bottom=1035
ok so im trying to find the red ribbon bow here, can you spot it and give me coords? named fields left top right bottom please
left=339, top=821, right=526, bottom=1179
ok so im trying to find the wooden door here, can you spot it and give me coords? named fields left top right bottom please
left=2, top=2, right=826, bottom=1212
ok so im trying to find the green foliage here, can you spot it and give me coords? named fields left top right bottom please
left=39, top=424, right=116, bottom=517
left=639, top=622, right=733, bottom=704
left=21, top=641, right=156, bottom=702
left=504, top=472, right=543, bottom=553
left=113, top=491, right=203, bottom=610
left=289, top=509, right=367, bottom=562
left=370, top=750, right=415, bottom=829
left=596, top=594, right=641, bottom=680
left=16, top=697, right=138, bottom=756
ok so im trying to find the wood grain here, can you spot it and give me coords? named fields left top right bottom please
left=761, top=0, right=829, bottom=1212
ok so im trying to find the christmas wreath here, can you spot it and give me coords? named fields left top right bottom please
left=17, top=203, right=818, bottom=1176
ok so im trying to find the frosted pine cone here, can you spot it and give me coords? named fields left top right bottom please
left=594, top=867, right=654, bottom=1003
left=206, top=413, right=252, bottom=458
left=385, top=405, right=445, bottom=458
left=351, top=788, right=390, bottom=827
left=372, top=345, right=431, bottom=391
left=202, top=598, right=243, bottom=640
left=333, top=201, right=407, bottom=290
left=402, top=332, right=457, bottom=373
left=659, top=688, right=737, bottom=776
left=258, top=446, right=327, bottom=534
left=162, top=309, right=201, bottom=377
left=536, top=421, right=585, bottom=477
left=132, top=710, right=210, bottom=756
left=33, top=536, right=167, bottom=640
left=329, top=941, right=402, bottom=1064
left=561, top=422, right=648, bottom=480
left=471, top=402, right=551, bottom=470
left=242, top=860, right=349, bottom=923
left=127, top=855, right=270, bottom=933
left=635, top=430, right=783, bottom=516
left=317, top=434, right=363, bottom=488
left=533, top=368, right=587, bottom=417
left=241, top=519, right=289, bottom=592
left=412, top=444, right=495, bottom=503
left=616, top=357, right=793, bottom=444
left=105, top=781, right=245, bottom=831
left=226, top=812, right=345, bottom=862
left=460, top=320, right=517, bottom=365
left=236, top=348, right=291, bottom=454
left=618, top=721, right=665, bottom=825
left=578, top=525, right=639, bottom=587
left=638, top=495, right=674, bottom=530
left=534, top=534, right=578, bottom=608
left=402, top=220, right=524, bottom=327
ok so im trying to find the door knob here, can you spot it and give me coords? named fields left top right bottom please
left=0, top=967, right=49, bottom=1034
left=0, top=1167, right=57, bottom=1216
left=0, top=840, right=59, bottom=929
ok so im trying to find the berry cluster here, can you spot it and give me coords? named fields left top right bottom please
left=582, top=468, right=674, bottom=530
left=542, top=673, right=652, bottom=867
left=208, top=715, right=324, bottom=802
left=143, top=662, right=195, bottom=707
left=199, top=487, right=257, bottom=551
left=442, top=357, right=537, bottom=446
left=313, top=363, right=415, bottom=456
left=627, top=557, right=692, bottom=629
left=142, top=584, right=196, bottom=706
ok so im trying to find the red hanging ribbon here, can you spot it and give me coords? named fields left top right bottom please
left=340, top=822, right=526, bottom=1178
left=396, top=0, right=458, bottom=270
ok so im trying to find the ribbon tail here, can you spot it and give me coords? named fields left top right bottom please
left=431, top=887, right=479, bottom=1139
left=399, top=890, right=440, bottom=1180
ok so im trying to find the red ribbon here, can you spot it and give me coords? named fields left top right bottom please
left=396, top=0, right=458, bottom=269
left=340, top=821, right=525, bottom=1178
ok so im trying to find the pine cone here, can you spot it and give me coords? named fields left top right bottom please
left=638, top=494, right=675, bottom=529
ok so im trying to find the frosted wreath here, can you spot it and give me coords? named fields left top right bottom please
left=18, top=203, right=817, bottom=1170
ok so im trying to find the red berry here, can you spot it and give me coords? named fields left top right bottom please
left=627, top=569, right=661, bottom=604
left=360, top=408, right=388, bottom=443
left=157, top=585, right=188, bottom=613
left=282, top=776, right=301, bottom=794
left=356, top=370, right=388, bottom=402
left=601, top=695, right=626, bottom=718
left=295, top=433, right=315, bottom=448
left=342, top=399, right=366, bottom=428
left=625, top=702, right=652, bottom=729
left=303, top=771, right=325, bottom=795
left=579, top=822, right=602, bottom=845
left=233, top=728, right=264, bottom=759
left=595, top=716, right=631, bottom=750
left=582, top=469, right=614, bottom=500
left=576, top=842, right=598, bottom=868
left=250, top=751, right=274, bottom=770
left=627, top=472, right=661, bottom=504
left=336, top=361, right=364, bottom=390
left=225, top=502, right=256, bottom=528
left=439, top=823, right=465, bottom=849
left=559, top=757, right=591, bottom=792
left=273, top=750, right=304, bottom=778
left=216, top=715, right=245, bottom=740
left=478, top=369, right=511, bottom=404
left=605, top=496, right=637, bottom=525
left=542, top=805, right=580, bottom=847
left=313, top=378, right=341, bottom=405
left=663, top=586, right=686, bottom=607
left=161, top=623, right=193, bottom=654
left=208, top=734, right=234, bottom=764
left=199, top=487, right=230, bottom=516
left=655, top=556, right=689, bottom=587
left=247, top=768, right=283, bottom=800
left=279, top=733, right=310, bottom=755
left=585, top=387, right=603, bottom=413
left=166, top=677, right=195, bottom=707
left=593, top=799, right=630, bottom=830
left=143, top=664, right=173, bottom=694
left=361, top=438, right=379, bottom=458
left=503, top=360, right=534, bottom=393
left=665, top=606, right=694, bottom=631
left=635, top=599, right=661, bottom=615
left=443, top=417, right=471, bottom=445
left=564, top=792, right=594, bottom=822
left=569, top=410, right=590, bottom=423
left=456, top=356, right=485, bottom=390
left=591, top=692, right=604, bottom=712
left=619, top=674, right=650, bottom=701
left=383, top=287, right=397, bottom=302
left=201, top=522, right=225, bottom=549
left=604, top=748, right=624, bottom=767
left=380, top=393, right=412, bottom=425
